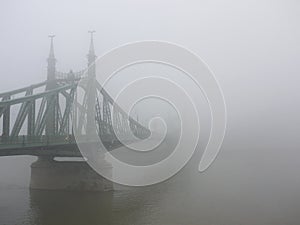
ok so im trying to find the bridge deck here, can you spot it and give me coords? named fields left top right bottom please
left=0, top=135, right=126, bottom=157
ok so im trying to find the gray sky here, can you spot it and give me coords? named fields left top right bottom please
left=0, top=0, right=300, bottom=149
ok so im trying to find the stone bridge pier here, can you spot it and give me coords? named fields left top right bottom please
left=30, top=155, right=113, bottom=191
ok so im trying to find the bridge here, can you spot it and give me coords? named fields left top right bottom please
left=0, top=33, right=150, bottom=157
left=0, top=33, right=150, bottom=191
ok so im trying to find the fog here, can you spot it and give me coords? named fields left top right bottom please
left=0, top=0, right=300, bottom=224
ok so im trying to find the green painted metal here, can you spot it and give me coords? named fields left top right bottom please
left=0, top=34, right=150, bottom=157
left=0, top=78, right=150, bottom=157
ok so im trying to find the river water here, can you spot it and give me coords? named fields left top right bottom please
left=0, top=141, right=300, bottom=225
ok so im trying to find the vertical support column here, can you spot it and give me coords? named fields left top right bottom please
left=103, top=97, right=110, bottom=135
left=27, top=100, right=35, bottom=137
left=86, top=77, right=97, bottom=137
left=73, top=90, right=78, bottom=133
left=3, top=96, right=10, bottom=141
left=54, top=93, right=59, bottom=135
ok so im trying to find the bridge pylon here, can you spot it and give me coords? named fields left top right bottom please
left=29, top=33, right=113, bottom=192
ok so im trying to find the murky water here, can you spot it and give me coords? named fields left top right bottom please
left=0, top=144, right=300, bottom=225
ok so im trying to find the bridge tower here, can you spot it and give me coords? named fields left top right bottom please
left=86, top=31, right=97, bottom=137
left=45, top=35, right=57, bottom=136
left=30, top=33, right=113, bottom=192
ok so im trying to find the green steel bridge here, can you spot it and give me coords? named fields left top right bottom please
left=0, top=33, right=150, bottom=157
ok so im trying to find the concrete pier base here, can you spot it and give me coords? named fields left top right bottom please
left=30, top=156, right=113, bottom=191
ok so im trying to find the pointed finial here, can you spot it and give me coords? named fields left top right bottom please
left=87, top=31, right=96, bottom=76
left=47, top=35, right=56, bottom=81
left=48, top=35, right=55, bottom=58
left=88, top=30, right=95, bottom=53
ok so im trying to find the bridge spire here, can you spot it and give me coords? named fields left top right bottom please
left=88, top=30, right=95, bottom=55
left=46, top=35, right=57, bottom=136
left=86, top=31, right=97, bottom=136
left=47, top=35, right=56, bottom=81
left=87, top=31, right=96, bottom=77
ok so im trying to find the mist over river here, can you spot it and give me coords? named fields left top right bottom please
left=0, top=135, right=300, bottom=225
